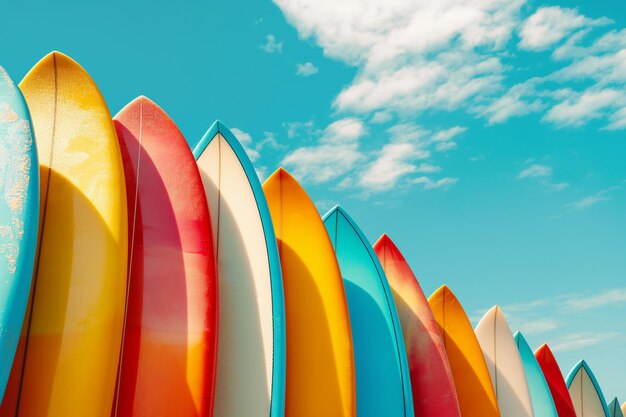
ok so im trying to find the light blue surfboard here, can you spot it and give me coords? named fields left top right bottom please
left=194, top=120, right=286, bottom=417
left=323, top=206, right=414, bottom=417
left=566, top=360, right=611, bottom=417
left=609, top=398, right=624, bottom=417
left=514, top=332, right=558, bottom=417
left=0, top=67, right=39, bottom=401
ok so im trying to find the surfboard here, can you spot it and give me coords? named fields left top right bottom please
left=263, top=168, right=355, bottom=417
left=428, top=285, right=501, bottom=417
left=609, top=398, right=624, bottom=417
left=534, top=344, right=577, bottom=417
left=475, top=306, right=535, bottom=417
left=566, top=360, right=611, bottom=417
left=373, top=234, right=460, bottom=417
left=112, top=96, right=218, bottom=417
left=621, top=402, right=625, bottom=416
left=514, top=332, right=558, bottom=417
left=0, top=68, right=39, bottom=402
left=1, top=51, right=128, bottom=417
left=323, top=209, right=413, bottom=417
left=193, top=120, right=285, bottom=417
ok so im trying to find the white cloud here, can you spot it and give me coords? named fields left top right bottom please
left=274, top=0, right=626, bottom=131
left=550, top=332, right=619, bottom=352
left=260, top=34, right=283, bottom=53
left=567, top=186, right=620, bottom=210
left=359, top=142, right=427, bottom=191
left=411, top=176, right=458, bottom=190
left=518, top=7, right=612, bottom=51
left=296, top=62, right=319, bottom=76
left=283, top=120, right=315, bottom=139
left=280, top=118, right=366, bottom=183
left=416, top=163, right=441, bottom=174
left=518, top=164, right=552, bottom=179
left=565, top=288, right=626, bottom=310
left=544, top=89, right=626, bottom=127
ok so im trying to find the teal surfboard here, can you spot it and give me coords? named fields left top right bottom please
left=514, top=332, right=558, bottom=417
left=0, top=67, right=39, bottom=400
left=609, top=398, right=624, bottom=417
left=566, top=360, right=611, bottom=417
left=323, top=206, right=413, bottom=417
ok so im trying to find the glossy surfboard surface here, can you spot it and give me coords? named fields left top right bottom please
left=428, top=286, right=501, bottom=417
left=193, top=120, right=285, bottom=417
left=0, top=68, right=39, bottom=402
left=323, top=208, right=413, bottom=417
left=1, top=51, right=128, bottom=417
left=566, top=360, right=611, bottom=417
left=514, top=332, right=558, bottom=417
left=609, top=398, right=624, bottom=417
left=622, top=403, right=626, bottom=416
left=263, top=168, right=355, bottom=417
left=534, top=344, right=577, bottom=417
left=373, top=234, right=460, bottom=417
left=475, top=306, right=535, bottom=417
left=112, top=97, right=218, bottom=417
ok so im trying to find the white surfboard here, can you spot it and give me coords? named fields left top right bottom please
left=475, top=306, right=535, bottom=417
left=194, top=120, right=286, bottom=417
left=566, top=360, right=610, bottom=417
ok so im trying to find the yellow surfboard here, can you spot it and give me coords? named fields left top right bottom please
left=263, top=168, right=355, bottom=417
left=428, top=285, right=500, bottom=417
left=3, top=52, right=128, bottom=417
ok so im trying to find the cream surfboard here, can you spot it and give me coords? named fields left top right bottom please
left=566, top=360, right=611, bottom=417
left=193, top=120, right=286, bottom=417
left=475, top=306, right=535, bottom=417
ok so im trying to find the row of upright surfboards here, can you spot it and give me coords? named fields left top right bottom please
left=0, top=51, right=621, bottom=417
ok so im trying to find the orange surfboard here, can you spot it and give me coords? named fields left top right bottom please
left=428, top=286, right=500, bottom=417
left=263, top=168, right=355, bottom=417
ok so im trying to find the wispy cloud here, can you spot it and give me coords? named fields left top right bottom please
left=550, top=332, right=620, bottom=352
left=296, top=62, right=319, bottom=76
left=517, top=161, right=569, bottom=191
left=260, top=34, right=283, bottom=53
left=518, top=164, right=552, bottom=179
left=567, top=186, right=620, bottom=210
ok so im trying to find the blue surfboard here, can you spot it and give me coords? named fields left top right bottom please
left=323, top=206, right=413, bottom=417
left=514, top=332, right=558, bottom=417
left=0, top=67, right=39, bottom=401
left=609, top=398, right=624, bottom=417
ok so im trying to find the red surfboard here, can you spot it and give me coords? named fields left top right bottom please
left=112, top=96, right=218, bottom=417
left=535, top=344, right=576, bottom=417
left=373, top=234, right=461, bottom=417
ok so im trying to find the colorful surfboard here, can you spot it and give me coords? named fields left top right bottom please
left=193, top=120, right=286, bottom=417
left=0, top=68, right=39, bottom=402
left=514, top=332, right=558, bottom=417
left=566, top=360, right=610, bottom=417
left=428, top=286, right=501, bottom=417
left=534, top=344, right=577, bottom=417
left=1, top=51, right=128, bottom=417
left=373, top=234, right=460, bottom=417
left=323, top=208, right=414, bottom=417
left=112, top=97, right=218, bottom=417
left=263, top=169, right=355, bottom=417
left=609, top=398, right=624, bottom=417
left=475, top=306, right=535, bottom=417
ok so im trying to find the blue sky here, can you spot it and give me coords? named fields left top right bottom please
left=2, top=0, right=625, bottom=404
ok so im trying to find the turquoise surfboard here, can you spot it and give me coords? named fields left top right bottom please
left=566, top=360, right=611, bottom=417
left=609, top=398, right=624, bottom=417
left=323, top=206, right=413, bottom=417
left=514, top=332, right=558, bottom=417
left=0, top=67, right=39, bottom=400
left=194, top=120, right=286, bottom=417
